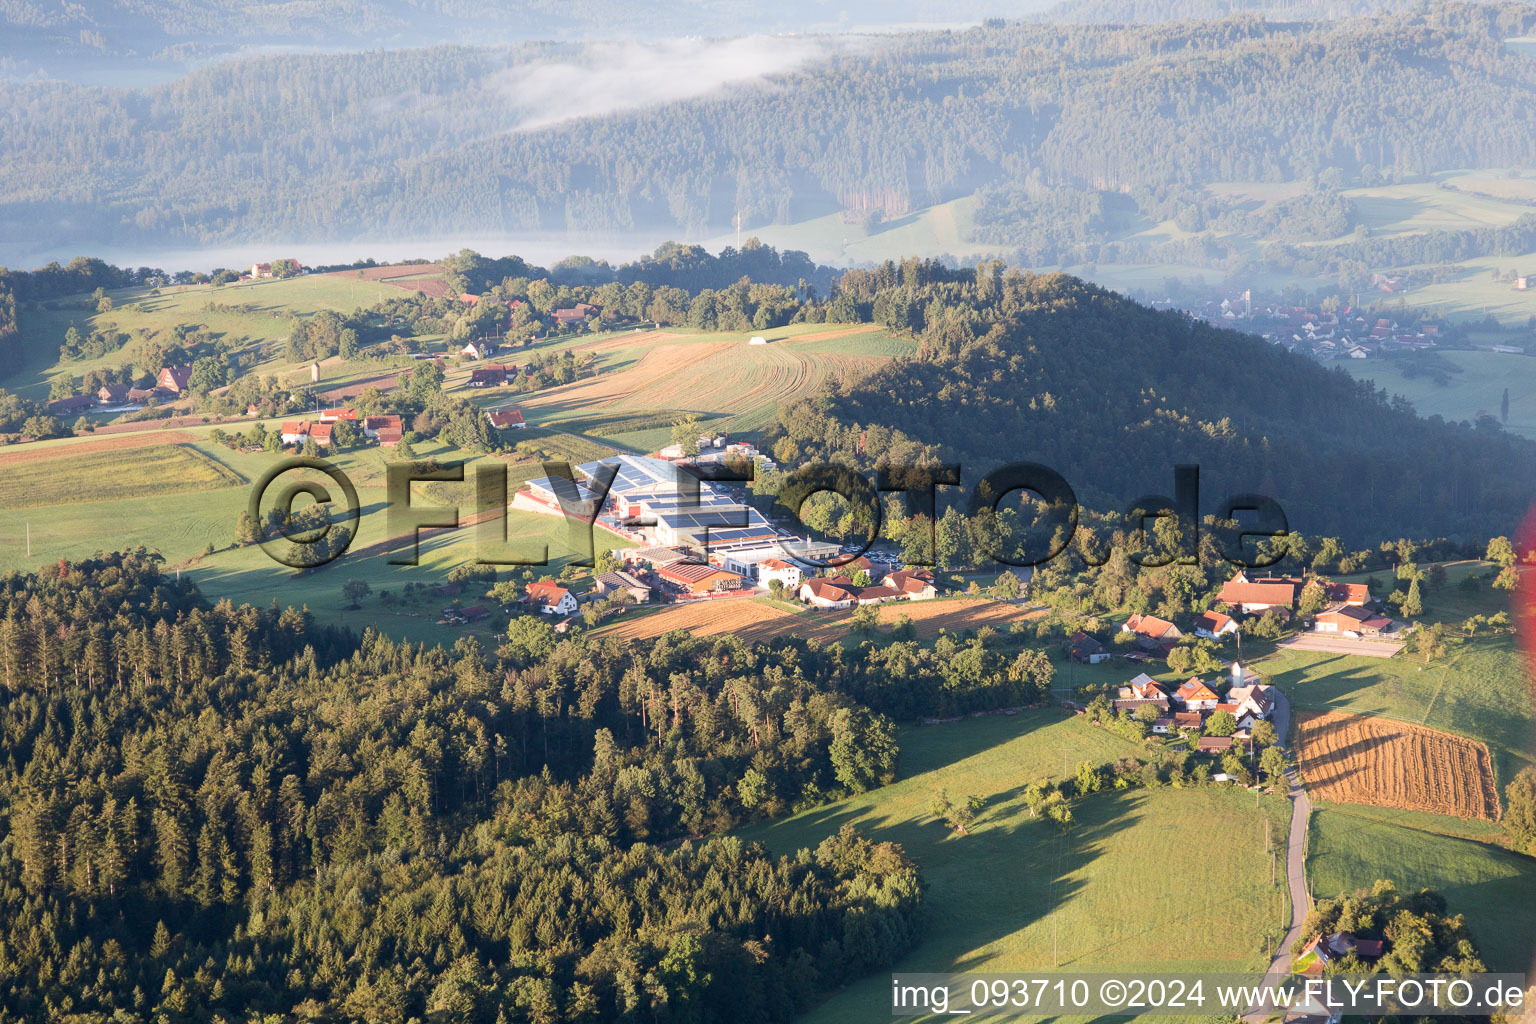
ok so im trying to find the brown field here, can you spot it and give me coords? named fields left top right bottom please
left=1294, top=710, right=1501, bottom=821
left=519, top=338, right=882, bottom=425
left=595, top=596, right=1035, bottom=645
left=0, top=430, right=198, bottom=467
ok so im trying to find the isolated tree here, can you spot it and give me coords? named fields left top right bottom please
left=1205, top=710, right=1238, bottom=737
left=341, top=580, right=371, bottom=607
left=670, top=413, right=703, bottom=456
left=1298, top=579, right=1328, bottom=616
left=1487, top=536, right=1517, bottom=569
left=1400, top=577, right=1423, bottom=617
left=1260, top=745, right=1288, bottom=783
left=930, top=789, right=982, bottom=836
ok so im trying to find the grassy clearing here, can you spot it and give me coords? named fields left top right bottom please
left=0, top=442, right=242, bottom=509
left=1307, top=807, right=1536, bottom=974
left=740, top=709, right=1290, bottom=1023
left=2, top=274, right=387, bottom=400
left=1339, top=351, right=1536, bottom=439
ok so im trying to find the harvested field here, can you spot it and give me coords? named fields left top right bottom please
left=596, top=596, right=1035, bottom=645
left=520, top=338, right=884, bottom=431
left=1293, top=709, right=1501, bottom=821
left=0, top=430, right=198, bottom=467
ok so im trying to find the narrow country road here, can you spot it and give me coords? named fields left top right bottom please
left=1246, top=760, right=1312, bottom=1021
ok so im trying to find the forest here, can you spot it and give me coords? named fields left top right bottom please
left=3, top=3, right=1536, bottom=256
left=761, top=260, right=1536, bottom=544
left=0, top=552, right=951, bottom=1022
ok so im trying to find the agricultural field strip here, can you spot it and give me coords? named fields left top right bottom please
left=1293, top=709, right=1500, bottom=821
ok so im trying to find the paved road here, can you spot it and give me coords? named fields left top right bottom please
left=1246, top=762, right=1312, bottom=1021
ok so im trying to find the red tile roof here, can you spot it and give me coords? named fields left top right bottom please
left=487, top=409, right=525, bottom=429
left=1125, top=613, right=1178, bottom=638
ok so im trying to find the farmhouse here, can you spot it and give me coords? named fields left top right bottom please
left=319, top=407, right=357, bottom=423
left=362, top=415, right=402, bottom=441
left=486, top=409, right=526, bottom=430
left=307, top=422, right=333, bottom=448
left=157, top=365, right=193, bottom=394
left=1197, top=736, right=1234, bottom=754
left=1216, top=572, right=1298, bottom=613
left=883, top=569, right=937, bottom=600
left=46, top=394, right=95, bottom=416
left=280, top=421, right=311, bottom=446
left=1314, top=604, right=1393, bottom=635
left=1122, top=613, right=1181, bottom=649
left=553, top=302, right=599, bottom=325
left=799, top=577, right=859, bottom=609
left=519, top=454, right=785, bottom=555
left=1194, top=610, right=1237, bottom=639
left=461, top=340, right=498, bottom=360
left=1173, top=711, right=1203, bottom=731
left=469, top=364, right=512, bottom=387
left=1298, top=931, right=1385, bottom=972
left=1068, top=630, right=1110, bottom=665
left=526, top=581, right=578, bottom=616
left=854, top=585, right=901, bottom=605
left=97, top=384, right=130, bottom=404
left=1173, top=677, right=1221, bottom=711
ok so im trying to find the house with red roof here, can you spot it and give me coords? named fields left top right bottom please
left=1217, top=572, right=1298, bottom=614
left=799, top=577, right=859, bottom=609
left=486, top=409, right=526, bottom=430
left=1122, top=613, right=1182, bottom=650
left=1314, top=604, right=1393, bottom=636
left=526, top=581, right=578, bottom=616
left=157, top=365, right=193, bottom=394
left=882, top=569, right=937, bottom=600
left=757, top=557, right=803, bottom=590
left=1173, top=677, right=1221, bottom=711
left=1194, top=610, right=1238, bottom=639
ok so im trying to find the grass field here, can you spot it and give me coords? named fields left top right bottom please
left=741, top=708, right=1290, bottom=1024
left=0, top=440, right=242, bottom=509
left=1338, top=350, right=1536, bottom=439
left=1307, top=806, right=1536, bottom=974
left=1293, top=709, right=1501, bottom=821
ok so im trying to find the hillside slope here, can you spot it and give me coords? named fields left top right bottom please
left=767, top=265, right=1536, bottom=542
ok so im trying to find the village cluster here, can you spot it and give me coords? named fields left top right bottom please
left=508, top=453, right=950, bottom=622
left=1104, top=661, right=1277, bottom=759
left=1151, top=291, right=1483, bottom=361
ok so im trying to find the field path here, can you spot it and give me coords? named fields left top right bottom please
left=1246, top=764, right=1312, bottom=1021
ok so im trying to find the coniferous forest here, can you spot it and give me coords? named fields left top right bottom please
left=0, top=552, right=945, bottom=1022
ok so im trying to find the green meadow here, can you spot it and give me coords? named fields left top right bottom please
left=1308, top=806, right=1536, bottom=974
left=740, top=709, right=1291, bottom=1024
